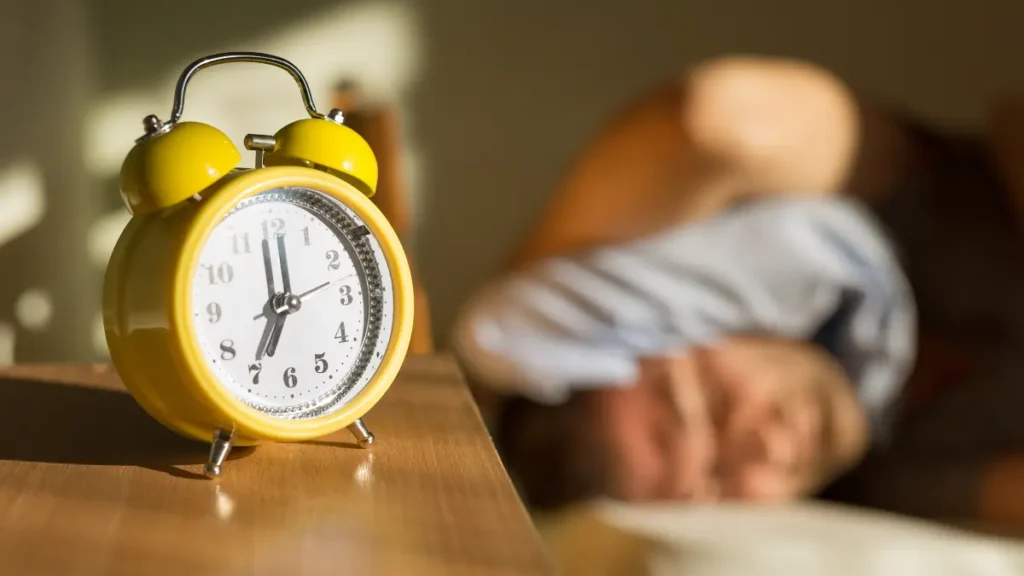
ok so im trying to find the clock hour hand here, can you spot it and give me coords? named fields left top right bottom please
left=254, top=297, right=280, bottom=361
left=266, top=315, right=287, bottom=357
left=255, top=314, right=278, bottom=361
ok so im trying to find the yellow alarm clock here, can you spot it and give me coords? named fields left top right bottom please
left=102, top=52, right=413, bottom=477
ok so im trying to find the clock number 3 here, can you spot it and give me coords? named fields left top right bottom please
left=339, top=285, right=353, bottom=306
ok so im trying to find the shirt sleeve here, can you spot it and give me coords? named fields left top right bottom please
left=452, top=197, right=917, bottom=439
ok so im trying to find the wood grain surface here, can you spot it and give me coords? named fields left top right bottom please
left=0, top=356, right=552, bottom=576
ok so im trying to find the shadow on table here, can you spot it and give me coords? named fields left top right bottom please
left=0, top=376, right=253, bottom=479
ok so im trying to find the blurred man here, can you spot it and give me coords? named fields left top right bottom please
left=452, top=55, right=1024, bottom=522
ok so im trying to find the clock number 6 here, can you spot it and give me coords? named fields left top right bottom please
left=283, top=367, right=298, bottom=388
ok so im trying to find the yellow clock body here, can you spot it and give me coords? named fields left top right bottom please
left=101, top=52, right=414, bottom=476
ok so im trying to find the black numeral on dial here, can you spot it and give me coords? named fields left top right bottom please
left=207, top=303, right=222, bottom=324
left=248, top=362, right=262, bottom=384
left=339, top=285, right=353, bottom=306
left=283, top=367, right=298, bottom=388
left=326, top=249, right=341, bottom=270
left=314, top=352, right=328, bottom=374
left=232, top=233, right=252, bottom=254
left=261, top=218, right=286, bottom=240
left=220, top=339, right=236, bottom=361
left=335, top=322, right=349, bottom=343
left=203, top=263, right=234, bottom=285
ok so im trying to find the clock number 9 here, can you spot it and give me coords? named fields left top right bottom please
left=207, top=302, right=222, bottom=323
left=283, top=367, right=298, bottom=388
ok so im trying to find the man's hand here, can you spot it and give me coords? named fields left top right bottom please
left=575, top=336, right=869, bottom=504
left=591, top=355, right=718, bottom=502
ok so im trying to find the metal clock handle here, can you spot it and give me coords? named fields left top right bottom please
left=144, top=52, right=328, bottom=136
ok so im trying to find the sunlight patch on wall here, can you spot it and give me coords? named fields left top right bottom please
left=87, top=209, right=133, bottom=267
left=15, top=288, right=53, bottom=332
left=0, top=323, right=13, bottom=365
left=92, top=312, right=108, bottom=357
left=84, top=93, right=164, bottom=177
left=83, top=0, right=423, bottom=184
left=0, top=160, right=46, bottom=249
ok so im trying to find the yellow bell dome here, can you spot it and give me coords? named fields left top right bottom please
left=263, top=113, right=378, bottom=197
left=120, top=118, right=241, bottom=215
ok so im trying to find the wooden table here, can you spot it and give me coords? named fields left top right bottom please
left=0, top=356, right=552, bottom=575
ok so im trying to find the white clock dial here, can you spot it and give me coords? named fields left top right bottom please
left=190, top=187, right=394, bottom=419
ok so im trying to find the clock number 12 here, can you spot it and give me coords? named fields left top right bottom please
left=261, top=218, right=285, bottom=240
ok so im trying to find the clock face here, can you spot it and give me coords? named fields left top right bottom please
left=190, top=186, right=394, bottom=419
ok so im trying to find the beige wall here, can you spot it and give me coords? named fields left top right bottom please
left=1, top=0, right=1021, bottom=361
left=0, top=2, right=99, bottom=362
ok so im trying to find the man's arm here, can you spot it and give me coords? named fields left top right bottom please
left=507, top=55, right=865, bottom=269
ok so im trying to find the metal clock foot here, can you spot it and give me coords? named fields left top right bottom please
left=347, top=418, right=375, bottom=448
left=204, top=428, right=235, bottom=478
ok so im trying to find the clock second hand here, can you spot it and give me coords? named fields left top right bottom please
left=252, top=274, right=355, bottom=321
left=297, top=274, right=355, bottom=302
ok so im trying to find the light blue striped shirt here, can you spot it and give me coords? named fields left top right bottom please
left=452, top=197, right=917, bottom=440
